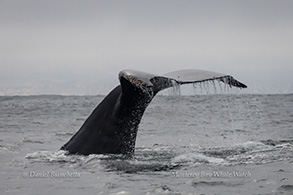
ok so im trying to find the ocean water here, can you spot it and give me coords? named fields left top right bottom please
left=0, top=93, right=292, bottom=194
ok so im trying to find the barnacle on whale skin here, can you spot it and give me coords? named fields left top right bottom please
left=123, top=75, right=152, bottom=94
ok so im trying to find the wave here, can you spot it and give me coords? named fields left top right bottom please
left=24, top=140, right=293, bottom=173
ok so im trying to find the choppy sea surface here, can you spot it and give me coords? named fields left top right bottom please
left=0, top=93, right=292, bottom=195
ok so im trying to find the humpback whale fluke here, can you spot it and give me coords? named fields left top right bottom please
left=61, top=69, right=247, bottom=156
left=163, top=69, right=247, bottom=89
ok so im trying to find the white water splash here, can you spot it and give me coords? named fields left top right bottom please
left=171, top=152, right=225, bottom=165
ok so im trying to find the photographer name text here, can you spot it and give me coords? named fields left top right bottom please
left=23, top=171, right=81, bottom=178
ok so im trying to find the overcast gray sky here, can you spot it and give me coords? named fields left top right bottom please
left=1, top=0, right=292, bottom=95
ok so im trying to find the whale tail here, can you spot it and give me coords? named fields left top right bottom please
left=120, top=69, right=247, bottom=96
left=62, top=69, right=247, bottom=156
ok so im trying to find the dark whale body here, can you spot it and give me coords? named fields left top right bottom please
left=61, top=69, right=247, bottom=156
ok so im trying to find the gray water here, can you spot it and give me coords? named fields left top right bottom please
left=0, top=94, right=292, bottom=194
